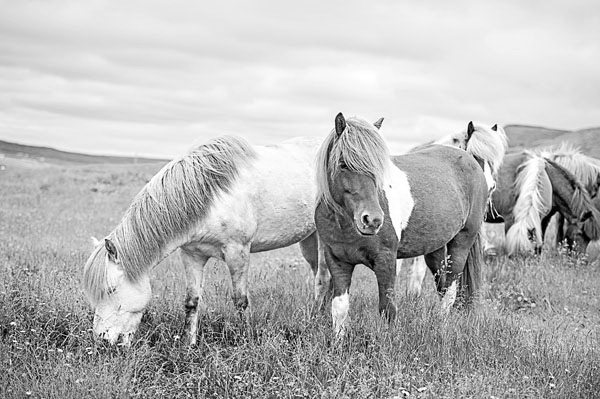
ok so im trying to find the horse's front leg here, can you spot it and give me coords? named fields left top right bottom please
left=179, top=248, right=209, bottom=346
left=373, top=251, right=398, bottom=323
left=324, top=247, right=355, bottom=337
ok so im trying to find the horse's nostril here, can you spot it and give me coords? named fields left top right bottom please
left=362, top=214, right=370, bottom=225
left=372, top=217, right=382, bottom=228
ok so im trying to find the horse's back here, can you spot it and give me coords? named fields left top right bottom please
left=392, top=145, right=487, bottom=256
left=191, top=137, right=321, bottom=254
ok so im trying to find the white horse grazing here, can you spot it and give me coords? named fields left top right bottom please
left=83, top=136, right=330, bottom=345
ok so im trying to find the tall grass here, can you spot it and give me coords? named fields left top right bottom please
left=1, top=160, right=599, bottom=398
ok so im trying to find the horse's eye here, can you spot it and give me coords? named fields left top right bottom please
left=107, top=286, right=116, bottom=296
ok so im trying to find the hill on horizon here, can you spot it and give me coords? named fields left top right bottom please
left=0, top=139, right=167, bottom=165
left=504, top=124, right=600, bottom=158
left=2, top=123, right=599, bottom=166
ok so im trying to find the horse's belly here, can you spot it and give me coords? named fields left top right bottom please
left=250, top=197, right=316, bottom=252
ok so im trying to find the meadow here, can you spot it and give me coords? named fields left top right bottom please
left=1, top=157, right=599, bottom=398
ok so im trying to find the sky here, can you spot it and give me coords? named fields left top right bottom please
left=0, top=0, right=599, bottom=158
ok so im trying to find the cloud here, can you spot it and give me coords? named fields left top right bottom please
left=0, top=0, right=599, bottom=157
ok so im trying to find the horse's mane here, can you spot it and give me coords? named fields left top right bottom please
left=543, top=157, right=600, bottom=241
left=83, top=136, right=256, bottom=306
left=505, top=153, right=549, bottom=255
left=534, top=143, right=600, bottom=195
left=465, top=124, right=508, bottom=175
left=315, top=117, right=390, bottom=214
left=435, top=123, right=508, bottom=175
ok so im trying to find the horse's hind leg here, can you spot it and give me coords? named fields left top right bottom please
left=299, top=232, right=331, bottom=310
left=180, top=248, right=209, bottom=346
left=424, top=246, right=448, bottom=295
left=444, top=230, right=479, bottom=308
left=223, top=243, right=252, bottom=311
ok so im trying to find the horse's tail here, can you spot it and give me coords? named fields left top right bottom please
left=505, top=155, right=549, bottom=255
left=461, top=231, right=483, bottom=304
left=464, top=123, right=508, bottom=176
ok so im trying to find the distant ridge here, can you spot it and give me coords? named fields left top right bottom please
left=0, top=140, right=167, bottom=165
left=504, top=124, right=600, bottom=158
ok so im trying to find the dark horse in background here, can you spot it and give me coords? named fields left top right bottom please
left=490, top=151, right=600, bottom=255
left=314, top=113, right=506, bottom=335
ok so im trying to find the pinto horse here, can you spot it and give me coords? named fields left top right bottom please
left=399, top=122, right=508, bottom=296
left=314, top=113, right=505, bottom=335
left=83, top=136, right=328, bottom=345
left=491, top=151, right=600, bottom=255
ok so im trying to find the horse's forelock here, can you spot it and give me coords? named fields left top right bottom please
left=316, top=117, right=390, bottom=212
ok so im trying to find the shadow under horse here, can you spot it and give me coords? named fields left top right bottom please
left=314, top=113, right=499, bottom=335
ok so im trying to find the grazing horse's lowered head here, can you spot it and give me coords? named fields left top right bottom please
left=85, top=237, right=151, bottom=345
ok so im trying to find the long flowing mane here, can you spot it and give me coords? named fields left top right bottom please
left=315, top=117, right=390, bottom=213
left=436, top=123, right=508, bottom=175
left=543, top=158, right=600, bottom=241
left=534, top=143, right=600, bottom=195
left=505, top=153, right=550, bottom=255
left=463, top=124, right=508, bottom=175
left=83, top=136, right=256, bottom=305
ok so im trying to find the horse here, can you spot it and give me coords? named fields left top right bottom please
left=83, top=135, right=330, bottom=345
left=533, top=144, right=600, bottom=249
left=491, top=151, right=600, bottom=255
left=398, top=122, right=508, bottom=296
left=314, top=113, right=505, bottom=335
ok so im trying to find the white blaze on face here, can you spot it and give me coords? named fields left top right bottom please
left=93, top=259, right=151, bottom=344
left=331, top=291, right=350, bottom=336
left=384, top=162, right=414, bottom=242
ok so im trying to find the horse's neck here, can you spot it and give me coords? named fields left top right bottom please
left=114, top=217, right=190, bottom=273
left=545, top=167, right=577, bottom=219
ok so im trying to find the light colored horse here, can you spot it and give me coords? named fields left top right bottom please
left=398, top=122, right=508, bottom=297
left=83, top=136, right=329, bottom=345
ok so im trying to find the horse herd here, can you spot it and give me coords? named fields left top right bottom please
left=82, top=113, right=600, bottom=345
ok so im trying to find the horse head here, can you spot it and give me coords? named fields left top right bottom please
left=84, top=237, right=152, bottom=345
left=317, top=112, right=389, bottom=236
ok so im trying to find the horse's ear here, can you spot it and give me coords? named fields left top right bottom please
left=467, top=121, right=475, bottom=140
left=91, top=236, right=101, bottom=247
left=335, top=112, right=346, bottom=137
left=105, top=238, right=118, bottom=262
left=373, top=117, right=384, bottom=130
left=491, top=124, right=498, bottom=131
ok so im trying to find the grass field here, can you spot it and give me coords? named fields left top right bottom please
left=1, top=157, right=599, bottom=398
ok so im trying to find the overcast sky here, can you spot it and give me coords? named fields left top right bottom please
left=1, top=0, right=599, bottom=158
